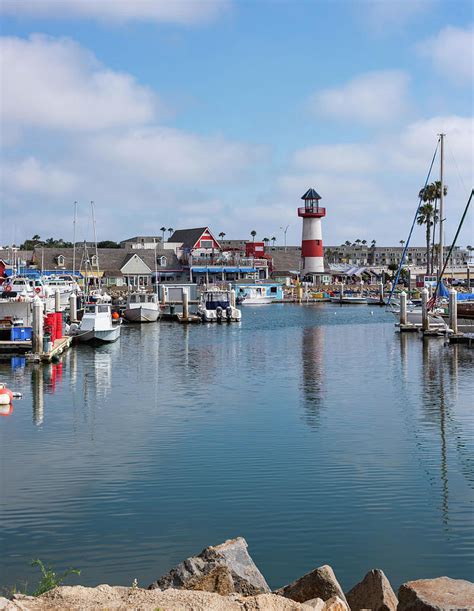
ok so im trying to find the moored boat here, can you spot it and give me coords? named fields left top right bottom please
left=198, top=289, right=241, bottom=322
left=124, top=292, right=160, bottom=322
left=70, top=302, right=121, bottom=343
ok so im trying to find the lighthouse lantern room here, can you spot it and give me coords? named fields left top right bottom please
left=298, top=188, right=326, bottom=279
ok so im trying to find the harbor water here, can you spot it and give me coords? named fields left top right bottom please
left=1, top=304, right=473, bottom=591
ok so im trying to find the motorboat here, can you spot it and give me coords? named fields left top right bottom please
left=42, top=275, right=82, bottom=307
left=238, top=286, right=273, bottom=305
left=198, top=289, right=241, bottom=322
left=69, top=302, right=121, bottom=343
left=124, top=292, right=160, bottom=322
left=331, top=295, right=368, bottom=304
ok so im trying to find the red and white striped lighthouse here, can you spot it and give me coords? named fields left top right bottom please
left=298, top=188, right=326, bottom=277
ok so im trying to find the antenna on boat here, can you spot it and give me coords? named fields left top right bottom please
left=72, top=201, right=78, bottom=282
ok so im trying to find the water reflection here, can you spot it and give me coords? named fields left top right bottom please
left=300, top=325, right=324, bottom=428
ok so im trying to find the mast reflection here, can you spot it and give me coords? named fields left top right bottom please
left=301, top=325, right=324, bottom=428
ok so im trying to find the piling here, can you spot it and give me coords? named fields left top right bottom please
left=297, top=285, right=303, bottom=303
left=230, top=289, right=236, bottom=308
left=32, top=298, right=43, bottom=354
left=182, top=289, right=189, bottom=321
left=161, top=287, right=167, bottom=306
left=55, top=289, right=61, bottom=313
left=399, top=291, right=407, bottom=326
left=340, top=283, right=344, bottom=301
left=421, top=288, right=429, bottom=332
left=449, top=288, right=458, bottom=335
left=69, top=292, right=78, bottom=323
left=379, top=282, right=384, bottom=303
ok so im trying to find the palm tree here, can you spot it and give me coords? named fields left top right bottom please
left=32, top=234, right=41, bottom=241
left=218, top=232, right=226, bottom=241
left=417, top=203, right=438, bottom=274
left=263, top=237, right=269, bottom=251
left=271, top=236, right=276, bottom=247
left=160, top=226, right=166, bottom=242
left=355, top=239, right=361, bottom=246
left=400, top=240, right=405, bottom=247
left=345, top=240, right=351, bottom=246
left=250, top=230, right=256, bottom=242
left=361, top=239, right=367, bottom=246
left=167, top=227, right=173, bottom=239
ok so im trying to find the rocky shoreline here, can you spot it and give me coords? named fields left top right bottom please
left=2, top=537, right=473, bottom=610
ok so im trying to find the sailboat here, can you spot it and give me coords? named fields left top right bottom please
left=124, top=241, right=160, bottom=322
left=69, top=204, right=121, bottom=343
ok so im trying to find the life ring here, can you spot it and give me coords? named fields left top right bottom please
left=4, top=284, right=12, bottom=293
left=35, top=287, right=41, bottom=294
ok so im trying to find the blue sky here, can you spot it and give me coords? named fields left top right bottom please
left=1, top=0, right=473, bottom=247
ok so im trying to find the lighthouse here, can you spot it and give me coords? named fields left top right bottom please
left=298, top=188, right=326, bottom=278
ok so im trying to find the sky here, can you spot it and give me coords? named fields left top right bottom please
left=0, top=0, right=473, bottom=247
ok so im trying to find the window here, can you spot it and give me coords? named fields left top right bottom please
left=159, top=256, right=167, bottom=267
left=57, top=255, right=65, bottom=266
left=200, top=239, right=213, bottom=248
left=91, top=255, right=98, bottom=267
left=270, top=287, right=277, bottom=293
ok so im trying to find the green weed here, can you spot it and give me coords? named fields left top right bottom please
left=30, top=559, right=81, bottom=596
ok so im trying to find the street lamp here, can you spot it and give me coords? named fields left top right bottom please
left=280, top=225, right=289, bottom=251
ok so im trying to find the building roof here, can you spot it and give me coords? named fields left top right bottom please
left=301, top=188, right=322, bottom=200
left=120, top=236, right=163, bottom=243
left=168, top=227, right=210, bottom=250
left=32, top=247, right=182, bottom=274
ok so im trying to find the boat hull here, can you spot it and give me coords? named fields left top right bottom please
left=331, top=297, right=368, bottom=304
left=77, top=326, right=121, bottom=344
left=124, top=306, right=159, bottom=323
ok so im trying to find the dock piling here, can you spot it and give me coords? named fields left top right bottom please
left=230, top=289, right=236, bottom=308
left=449, top=288, right=458, bottom=335
left=55, top=289, right=61, bottom=313
left=69, top=292, right=78, bottom=322
left=421, top=288, right=429, bottom=332
left=400, top=291, right=407, bottom=326
left=182, top=289, right=189, bottom=320
left=32, top=298, right=44, bottom=354
left=379, top=282, right=384, bottom=303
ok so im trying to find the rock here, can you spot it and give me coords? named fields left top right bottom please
left=304, top=599, right=325, bottom=611
left=323, top=596, right=349, bottom=611
left=275, top=565, right=347, bottom=604
left=398, top=576, right=474, bottom=611
left=148, top=537, right=271, bottom=596
left=346, top=569, right=397, bottom=611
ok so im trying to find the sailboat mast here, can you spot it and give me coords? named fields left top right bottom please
left=438, top=133, right=445, bottom=276
left=72, top=201, right=77, bottom=280
left=91, top=201, right=101, bottom=289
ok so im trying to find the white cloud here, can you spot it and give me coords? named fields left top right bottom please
left=1, top=158, right=78, bottom=196
left=0, top=0, right=230, bottom=25
left=417, top=25, right=474, bottom=85
left=308, top=70, right=411, bottom=124
left=87, top=127, right=265, bottom=185
left=0, top=35, right=160, bottom=133
left=362, top=0, right=433, bottom=29
left=292, top=144, right=376, bottom=174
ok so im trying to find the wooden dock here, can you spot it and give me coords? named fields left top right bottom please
left=26, top=336, right=73, bottom=363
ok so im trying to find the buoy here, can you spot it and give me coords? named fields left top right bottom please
left=112, top=311, right=120, bottom=320
left=4, top=284, right=12, bottom=293
left=0, top=404, right=13, bottom=416
left=0, top=383, right=14, bottom=405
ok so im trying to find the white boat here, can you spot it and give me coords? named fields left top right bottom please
left=198, top=289, right=241, bottom=322
left=238, top=286, right=273, bottom=305
left=124, top=292, right=160, bottom=322
left=331, top=295, right=368, bottom=304
left=42, top=275, right=82, bottom=307
left=70, top=302, right=121, bottom=343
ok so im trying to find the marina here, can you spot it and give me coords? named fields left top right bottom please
left=1, top=304, right=473, bottom=592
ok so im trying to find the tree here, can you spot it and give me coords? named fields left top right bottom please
left=355, top=239, right=361, bottom=245
left=345, top=240, right=351, bottom=246
left=250, top=230, right=257, bottom=242
left=400, top=240, right=405, bottom=247
left=361, top=239, right=367, bottom=246
left=271, top=236, right=276, bottom=247
left=417, top=202, right=438, bottom=274
left=97, top=240, right=120, bottom=248
left=263, top=237, right=269, bottom=251
left=218, top=232, right=226, bottom=240
left=167, top=227, right=173, bottom=238
left=160, top=226, right=166, bottom=242
left=32, top=234, right=41, bottom=241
